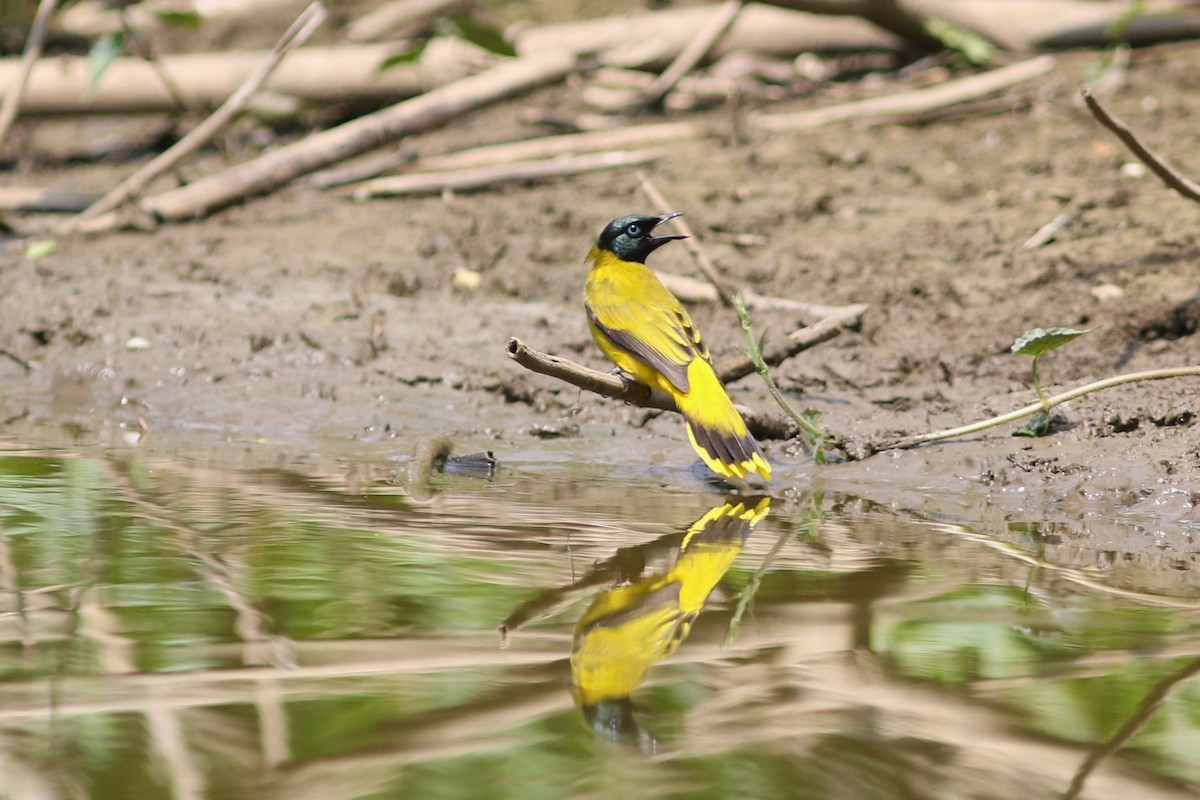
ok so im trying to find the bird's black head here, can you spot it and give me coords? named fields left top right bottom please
left=594, top=212, right=687, bottom=263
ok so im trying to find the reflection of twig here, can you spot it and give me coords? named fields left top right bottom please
left=724, top=493, right=823, bottom=648
left=0, top=0, right=60, bottom=149
left=1082, top=85, right=1200, bottom=203
left=1062, top=656, right=1200, bottom=800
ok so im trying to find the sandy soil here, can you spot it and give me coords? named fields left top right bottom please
left=2, top=23, right=1199, bottom=558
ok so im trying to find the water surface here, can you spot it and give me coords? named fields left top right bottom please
left=1, top=446, right=1198, bottom=800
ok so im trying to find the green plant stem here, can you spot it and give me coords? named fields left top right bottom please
left=1030, top=355, right=1050, bottom=414
left=887, top=365, right=1200, bottom=450
left=732, top=293, right=827, bottom=447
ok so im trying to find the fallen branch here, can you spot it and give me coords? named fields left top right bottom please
left=0, top=0, right=60, bottom=150
left=1081, top=85, right=1200, bottom=204
left=0, top=40, right=485, bottom=114
left=1021, top=209, right=1074, bottom=250
left=67, top=2, right=327, bottom=229
left=315, top=121, right=696, bottom=188
left=514, top=3, right=901, bottom=68
left=91, top=49, right=578, bottom=226
left=871, top=366, right=1200, bottom=454
left=754, top=55, right=1056, bottom=131
left=642, top=0, right=743, bottom=108
left=351, top=149, right=663, bottom=199
left=505, top=338, right=797, bottom=440
left=718, top=314, right=850, bottom=383
left=637, top=172, right=734, bottom=307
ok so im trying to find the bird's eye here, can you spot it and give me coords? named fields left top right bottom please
left=626, top=223, right=642, bottom=237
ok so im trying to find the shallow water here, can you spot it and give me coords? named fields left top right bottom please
left=1, top=446, right=1198, bottom=800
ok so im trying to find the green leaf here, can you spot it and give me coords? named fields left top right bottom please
left=24, top=239, right=57, bottom=261
left=87, top=31, right=125, bottom=91
left=1010, top=327, right=1091, bottom=358
left=446, top=15, right=516, bottom=57
left=150, top=9, right=204, bottom=30
left=1013, top=411, right=1051, bottom=437
left=377, top=42, right=427, bottom=72
left=925, top=17, right=995, bottom=67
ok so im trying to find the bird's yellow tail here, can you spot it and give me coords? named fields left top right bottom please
left=677, top=360, right=771, bottom=481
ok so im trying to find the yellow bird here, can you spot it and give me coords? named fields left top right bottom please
left=584, top=212, right=771, bottom=481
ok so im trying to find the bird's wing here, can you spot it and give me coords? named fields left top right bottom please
left=587, top=297, right=707, bottom=394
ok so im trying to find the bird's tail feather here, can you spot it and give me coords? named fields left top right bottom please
left=678, top=360, right=771, bottom=481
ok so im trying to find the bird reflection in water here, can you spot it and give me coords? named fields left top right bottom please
left=502, top=498, right=770, bottom=749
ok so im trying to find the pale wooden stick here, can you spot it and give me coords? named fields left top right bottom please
left=1081, top=85, right=1200, bottom=204
left=644, top=0, right=743, bottom=107
left=0, top=0, right=60, bottom=149
left=68, top=2, right=328, bottom=229
left=754, top=55, right=1055, bottom=131
left=316, top=121, right=696, bottom=188
left=352, top=149, right=663, bottom=198
left=636, top=171, right=734, bottom=307
left=132, top=49, right=578, bottom=224
left=717, top=314, right=850, bottom=383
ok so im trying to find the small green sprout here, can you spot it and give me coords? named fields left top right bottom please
left=1010, top=326, right=1091, bottom=436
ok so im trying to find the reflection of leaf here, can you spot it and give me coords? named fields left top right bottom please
left=1011, top=326, right=1090, bottom=358
left=446, top=15, right=516, bottom=57
left=87, top=31, right=125, bottom=91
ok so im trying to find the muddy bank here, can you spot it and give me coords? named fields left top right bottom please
left=2, top=42, right=1199, bottom=556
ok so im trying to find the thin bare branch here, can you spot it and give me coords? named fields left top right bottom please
left=1081, top=84, right=1200, bottom=203
left=67, top=2, right=328, bottom=229
left=643, top=0, right=743, bottom=107
left=636, top=172, right=735, bottom=307
left=0, top=0, right=60, bottom=149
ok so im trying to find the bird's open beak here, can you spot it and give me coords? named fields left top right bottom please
left=648, top=211, right=687, bottom=251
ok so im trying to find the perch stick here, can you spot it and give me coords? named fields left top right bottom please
left=0, top=0, right=60, bottom=149
left=69, top=2, right=327, bottom=228
left=643, top=0, right=743, bottom=107
left=754, top=55, right=1055, bottom=130
left=505, top=338, right=796, bottom=440
left=1081, top=85, right=1200, bottom=203
left=316, top=121, right=696, bottom=188
left=351, top=150, right=663, bottom=198
left=636, top=172, right=734, bottom=307
left=135, top=49, right=579, bottom=223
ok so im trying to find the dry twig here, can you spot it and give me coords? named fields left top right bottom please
left=83, top=49, right=579, bottom=228
left=754, top=55, right=1055, bottom=130
left=1081, top=85, right=1200, bottom=204
left=642, top=0, right=743, bottom=108
left=68, top=2, right=328, bottom=229
left=346, top=0, right=464, bottom=42
left=315, top=121, right=696, bottom=188
left=0, top=0, right=60, bottom=150
left=636, top=172, right=734, bottom=307
left=351, top=149, right=663, bottom=199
